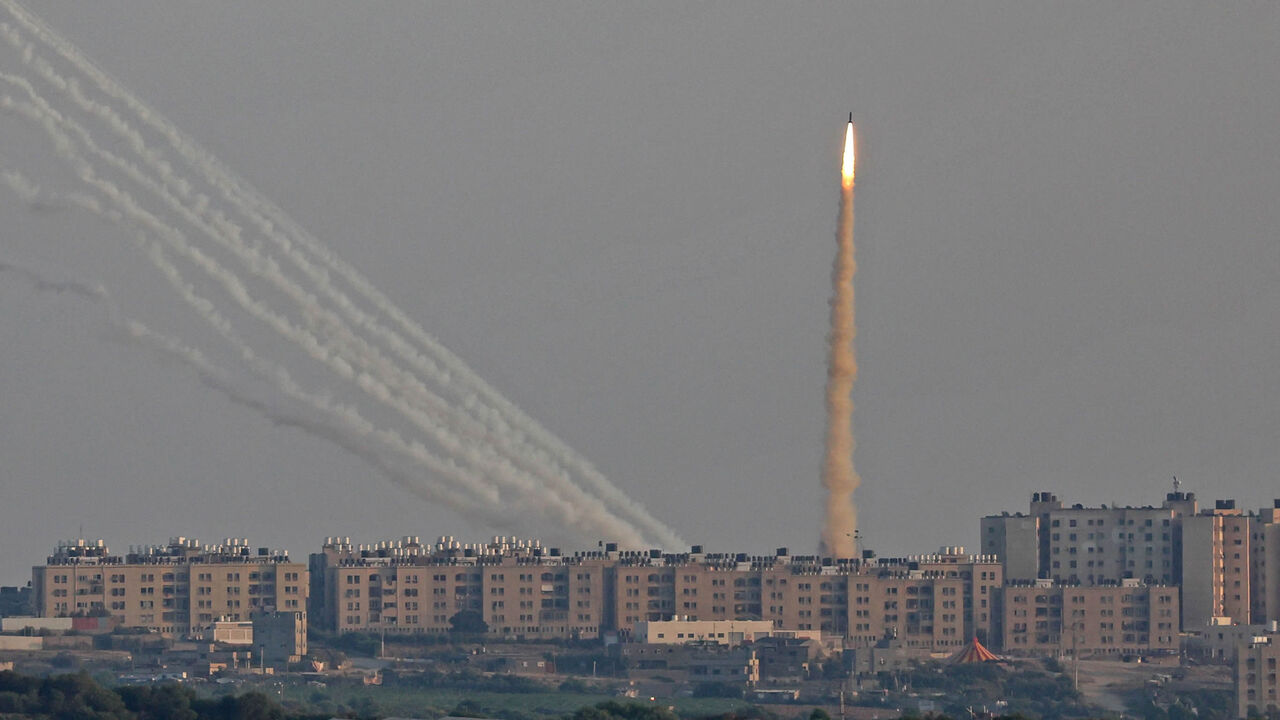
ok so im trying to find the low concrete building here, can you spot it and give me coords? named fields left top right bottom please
left=633, top=619, right=775, bottom=646
left=617, top=642, right=759, bottom=685
left=846, top=634, right=949, bottom=675
left=753, top=636, right=823, bottom=679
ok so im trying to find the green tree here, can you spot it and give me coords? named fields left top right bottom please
left=449, top=610, right=489, bottom=635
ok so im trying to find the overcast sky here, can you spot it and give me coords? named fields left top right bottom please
left=2, top=1, right=1278, bottom=584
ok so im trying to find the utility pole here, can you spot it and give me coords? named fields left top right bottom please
left=1072, top=628, right=1080, bottom=691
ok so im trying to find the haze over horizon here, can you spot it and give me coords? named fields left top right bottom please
left=2, top=2, right=1278, bottom=585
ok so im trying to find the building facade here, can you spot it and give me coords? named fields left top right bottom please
left=1236, top=632, right=1280, bottom=718
left=983, top=491, right=1192, bottom=586
left=633, top=619, right=779, bottom=646
left=312, top=536, right=607, bottom=639
left=311, top=538, right=1000, bottom=653
left=253, top=611, right=307, bottom=668
left=985, top=492, right=1280, bottom=630
left=1001, top=579, right=1179, bottom=657
left=1182, top=503, right=1254, bottom=628
left=32, top=538, right=307, bottom=637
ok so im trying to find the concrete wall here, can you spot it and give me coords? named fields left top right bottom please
left=0, top=635, right=43, bottom=650
left=0, top=616, right=72, bottom=632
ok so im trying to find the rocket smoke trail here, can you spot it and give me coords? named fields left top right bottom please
left=0, top=1, right=684, bottom=549
left=820, top=119, right=860, bottom=558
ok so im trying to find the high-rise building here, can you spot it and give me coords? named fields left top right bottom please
left=983, top=491, right=1193, bottom=586
left=1182, top=501, right=1254, bottom=628
left=1250, top=502, right=1280, bottom=627
left=980, top=513, right=1038, bottom=582
left=984, top=492, right=1280, bottom=630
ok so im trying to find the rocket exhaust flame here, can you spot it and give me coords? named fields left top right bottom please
left=821, top=118, right=860, bottom=558
left=842, top=122, right=855, bottom=187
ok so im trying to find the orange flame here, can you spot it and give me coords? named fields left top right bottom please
left=842, top=122, right=855, bottom=187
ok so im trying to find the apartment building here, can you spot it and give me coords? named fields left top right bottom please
left=1254, top=503, right=1280, bottom=626
left=984, top=491, right=1190, bottom=586
left=312, top=538, right=1000, bottom=654
left=32, top=538, right=306, bottom=637
left=979, top=513, right=1039, bottom=582
left=1236, top=632, right=1280, bottom=718
left=1002, top=579, right=1179, bottom=656
left=985, top=492, right=1280, bottom=630
left=1183, top=502, right=1254, bottom=627
left=314, top=536, right=607, bottom=639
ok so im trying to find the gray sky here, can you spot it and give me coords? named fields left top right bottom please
left=2, top=1, right=1278, bottom=584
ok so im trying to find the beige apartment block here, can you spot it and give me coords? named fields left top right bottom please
left=673, top=555, right=741, bottom=623
left=316, top=537, right=606, bottom=639
left=313, top=538, right=999, bottom=654
left=1236, top=632, right=1280, bottom=718
left=32, top=538, right=306, bottom=637
left=845, top=550, right=1002, bottom=652
left=1002, top=579, right=1178, bottom=657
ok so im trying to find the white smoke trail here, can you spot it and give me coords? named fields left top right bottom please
left=0, top=6, right=675, bottom=547
left=0, top=256, right=513, bottom=527
left=1, top=73, right=542, bottom=508
left=0, top=90, right=646, bottom=542
left=0, top=258, right=105, bottom=301
left=0, top=172, right=509, bottom=516
left=3, top=100, right=648, bottom=549
left=0, top=4, right=683, bottom=550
